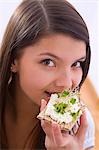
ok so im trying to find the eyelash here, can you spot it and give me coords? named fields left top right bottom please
left=72, top=61, right=85, bottom=68
left=40, top=59, right=56, bottom=67
left=40, top=59, right=85, bottom=69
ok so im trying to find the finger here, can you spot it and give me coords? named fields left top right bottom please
left=41, top=120, right=54, bottom=139
left=40, top=99, right=47, bottom=111
left=52, top=122, right=68, bottom=146
left=40, top=100, right=55, bottom=139
left=76, top=111, right=88, bottom=142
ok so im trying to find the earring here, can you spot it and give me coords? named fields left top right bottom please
left=8, top=71, right=13, bottom=85
left=8, top=65, right=17, bottom=85
left=10, top=65, right=17, bottom=73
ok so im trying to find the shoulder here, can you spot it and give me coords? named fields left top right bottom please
left=83, top=108, right=95, bottom=149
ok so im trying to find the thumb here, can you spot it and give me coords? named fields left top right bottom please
left=40, top=99, right=47, bottom=111
left=76, top=111, right=88, bottom=143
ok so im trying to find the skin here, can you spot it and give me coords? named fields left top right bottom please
left=8, top=34, right=93, bottom=149
left=13, top=34, right=86, bottom=105
left=41, top=99, right=88, bottom=150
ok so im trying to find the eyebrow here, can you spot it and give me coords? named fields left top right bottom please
left=74, top=57, right=86, bottom=62
left=39, top=52, right=86, bottom=62
left=39, top=52, right=60, bottom=60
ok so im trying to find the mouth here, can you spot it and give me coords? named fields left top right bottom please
left=45, top=91, right=51, bottom=97
left=45, top=91, right=57, bottom=97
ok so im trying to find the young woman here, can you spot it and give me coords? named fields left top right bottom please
left=0, top=0, right=95, bottom=149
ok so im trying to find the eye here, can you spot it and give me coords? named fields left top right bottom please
left=72, top=61, right=83, bottom=68
left=41, top=59, right=56, bottom=67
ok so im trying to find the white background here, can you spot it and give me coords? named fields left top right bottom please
left=0, top=0, right=99, bottom=95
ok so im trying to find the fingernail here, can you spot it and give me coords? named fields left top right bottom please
left=41, top=99, right=45, bottom=104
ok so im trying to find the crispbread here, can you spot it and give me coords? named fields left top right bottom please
left=37, top=89, right=85, bottom=131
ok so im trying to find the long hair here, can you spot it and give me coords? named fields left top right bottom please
left=0, top=0, right=91, bottom=148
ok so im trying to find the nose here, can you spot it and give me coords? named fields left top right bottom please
left=55, top=70, right=73, bottom=90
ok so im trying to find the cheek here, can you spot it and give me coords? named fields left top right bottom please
left=18, top=66, right=54, bottom=95
left=73, top=70, right=83, bottom=87
left=17, top=66, right=56, bottom=105
left=19, top=69, right=46, bottom=91
left=17, top=70, right=46, bottom=105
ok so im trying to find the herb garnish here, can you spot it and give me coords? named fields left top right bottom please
left=70, top=98, right=76, bottom=104
left=71, top=110, right=80, bottom=121
left=54, top=102, right=68, bottom=114
left=58, top=90, right=69, bottom=98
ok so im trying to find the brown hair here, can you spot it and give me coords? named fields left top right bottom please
left=0, top=0, right=91, bottom=148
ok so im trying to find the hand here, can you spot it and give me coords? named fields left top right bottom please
left=40, top=99, right=88, bottom=150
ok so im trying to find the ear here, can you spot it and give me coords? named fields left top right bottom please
left=10, top=60, right=18, bottom=73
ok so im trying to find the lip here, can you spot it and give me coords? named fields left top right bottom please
left=44, top=91, right=59, bottom=102
left=45, top=91, right=52, bottom=97
left=45, top=91, right=59, bottom=95
left=44, top=91, right=54, bottom=102
left=45, top=91, right=58, bottom=97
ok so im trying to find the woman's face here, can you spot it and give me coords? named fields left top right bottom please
left=14, top=34, right=86, bottom=105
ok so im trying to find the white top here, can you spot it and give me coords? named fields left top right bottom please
left=84, top=109, right=95, bottom=149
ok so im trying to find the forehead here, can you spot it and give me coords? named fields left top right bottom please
left=21, top=34, right=86, bottom=61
